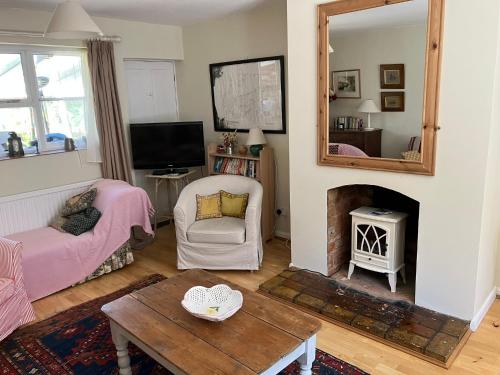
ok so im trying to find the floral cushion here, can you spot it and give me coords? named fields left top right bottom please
left=61, top=188, right=97, bottom=217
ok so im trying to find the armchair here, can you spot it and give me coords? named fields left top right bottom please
left=174, top=175, right=263, bottom=270
left=0, top=238, right=36, bottom=341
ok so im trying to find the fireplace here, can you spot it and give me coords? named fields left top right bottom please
left=327, top=185, right=420, bottom=301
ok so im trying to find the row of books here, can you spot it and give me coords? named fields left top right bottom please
left=213, top=157, right=257, bottom=178
left=332, top=116, right=364, bottom=130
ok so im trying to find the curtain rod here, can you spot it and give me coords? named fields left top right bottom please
left=0, top=29, right=121, bottom=42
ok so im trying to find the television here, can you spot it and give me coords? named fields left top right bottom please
left=130, top=121, right=205, bottom=171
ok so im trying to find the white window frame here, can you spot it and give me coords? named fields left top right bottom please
left=0, top=45, right=90, bottom=153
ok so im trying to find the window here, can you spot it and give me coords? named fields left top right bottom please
left=0, top=47, right=95, bottom=156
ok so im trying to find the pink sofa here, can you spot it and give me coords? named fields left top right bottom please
left=6, top=179, right=154, bottom=302
left=0, top=238, right=36, bottom=341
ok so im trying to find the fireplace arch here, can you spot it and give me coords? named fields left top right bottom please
left=327, top=184, right=420, bottom=300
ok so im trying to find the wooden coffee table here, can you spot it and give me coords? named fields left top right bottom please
left=102, top=269, right=321, bottom=375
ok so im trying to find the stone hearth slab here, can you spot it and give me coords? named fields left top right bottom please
left=258, top=269, right=471, bottom=368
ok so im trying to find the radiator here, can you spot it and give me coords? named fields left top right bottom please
left=0, top=180, right=99, bottom=237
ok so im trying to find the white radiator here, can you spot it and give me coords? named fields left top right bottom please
left=0, top=180, right=99, bottom=237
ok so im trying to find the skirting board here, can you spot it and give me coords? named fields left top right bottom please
left=470, top=286, right=497, bottom=331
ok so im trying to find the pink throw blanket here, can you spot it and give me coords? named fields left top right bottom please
left=6, top=179, right=153, bottom=301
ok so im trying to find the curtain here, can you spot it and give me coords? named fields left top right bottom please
left=81, top=50, right=102, bottom=163
left=86, top=40, right=132, bottom=183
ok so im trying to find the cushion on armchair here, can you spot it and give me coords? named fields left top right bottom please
left=195, top=193, right=222, bottom=220
left=220, top=190, right=249, bottom=219
left=187, top=216, right=246, bottom=244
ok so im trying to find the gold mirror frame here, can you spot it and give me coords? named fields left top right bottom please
left=317, top=0, right=445, bottom=175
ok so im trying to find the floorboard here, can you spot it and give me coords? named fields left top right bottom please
left=32, top=225, right=500, bottom=375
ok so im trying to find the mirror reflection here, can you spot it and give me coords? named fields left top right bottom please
left=328, top=0, right=428, bottom=160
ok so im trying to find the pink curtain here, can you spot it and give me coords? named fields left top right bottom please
left=87, top=40, right=133, bottom=183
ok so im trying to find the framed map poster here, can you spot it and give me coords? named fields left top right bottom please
left=209, top=56, right=286, bottom=134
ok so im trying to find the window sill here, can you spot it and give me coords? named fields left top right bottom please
left=0, top=149, right=83, bottom=162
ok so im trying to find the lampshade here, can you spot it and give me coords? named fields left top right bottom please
left=329, top=44, right=334, bottom=53
left=45, top=1, right=103, bottom=39
left=357, top=99, right=380, bottom=113
left=246, top=128, right=267, bottom=145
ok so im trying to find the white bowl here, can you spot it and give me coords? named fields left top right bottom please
left=181, top=284, right=243, bottom=322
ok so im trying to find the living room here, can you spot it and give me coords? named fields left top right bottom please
left=0, top=0, right=499, bottom=374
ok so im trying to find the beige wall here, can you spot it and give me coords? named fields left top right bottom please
left=330, top=24, right=426, bottom=158
left=176, top=0, right=290, bottom=236
left=0, top=8, right=183, bottom=197
left=287, top=0, right=500, bottom=320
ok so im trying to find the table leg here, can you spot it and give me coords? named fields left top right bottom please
left=298, top=335, right=316, bottom=375
left=110, top=322, right=132, bottom=375
left=154, top=178, right=160, bottom=234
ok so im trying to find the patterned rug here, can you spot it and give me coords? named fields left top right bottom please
left=0, top=273, right=368, bottom=375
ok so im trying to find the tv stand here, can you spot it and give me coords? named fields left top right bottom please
left=152, top=168, right=189, bottom=176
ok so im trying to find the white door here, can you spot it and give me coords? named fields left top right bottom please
left=124, top=60, right=178, bottom=123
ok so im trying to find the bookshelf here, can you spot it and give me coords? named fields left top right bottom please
left=207, top=143, right=275, bottom=241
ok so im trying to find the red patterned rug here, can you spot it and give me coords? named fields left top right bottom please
left=0, top=274, right=368, bottom=375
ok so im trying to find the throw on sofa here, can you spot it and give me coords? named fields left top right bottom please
left=174, top=175, right=263, bottom=270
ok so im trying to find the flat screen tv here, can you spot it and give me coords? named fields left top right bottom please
left=130, top=121, right=205, bottom=170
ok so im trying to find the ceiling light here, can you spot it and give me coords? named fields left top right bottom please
left=45, top=1, right=103, bottom=39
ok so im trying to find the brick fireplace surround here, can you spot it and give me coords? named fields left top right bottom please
left=327, top=185, right=419, bottom=277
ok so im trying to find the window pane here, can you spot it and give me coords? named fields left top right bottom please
left=34, top=54, right=84, bottom=99
left=0, top=54, right=27, bottom=101
left=0, top=107, right=38, bottom=155
left=42, top=99, right=87, bottom=149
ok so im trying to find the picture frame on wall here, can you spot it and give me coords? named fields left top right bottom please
left=209, top=56, right=286, bottom=134
left=380, top=64, right=405, bottom=89
left=381, top=92, right=405, bottom=112
left=331, top=69, right=361, bottom=99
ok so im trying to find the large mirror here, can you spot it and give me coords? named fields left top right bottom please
left=317, top=0, right=444, bottom=175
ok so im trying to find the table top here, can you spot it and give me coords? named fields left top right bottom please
left=101, top=269, right=321, bottom=375
left=145, top=170, right=196, bottom=180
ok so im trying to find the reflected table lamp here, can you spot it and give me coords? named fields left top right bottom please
left=247, top=128, right=267, bottom=157
left=357, top=99, right=380, bottom=131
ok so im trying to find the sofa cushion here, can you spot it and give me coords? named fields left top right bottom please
left=187, top=216, right=246, bottom=244
left=62, top=207, right=102, bottom=236
left=0, top=278, right=14, bottom=305
left=61, top=188, right=97, bottom=217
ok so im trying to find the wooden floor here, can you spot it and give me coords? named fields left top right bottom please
left=33, top=225, right=500, bottom=375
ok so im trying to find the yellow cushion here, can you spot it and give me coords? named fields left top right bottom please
left=196, top=193, right=222, bottom=221
left=220, top=190, right=249, bottom=219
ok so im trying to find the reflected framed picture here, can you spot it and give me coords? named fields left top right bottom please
left=380, top=64, right=405, bottom=89
left=209, top=55, right=286, bottom=134
left=381, top=92, right=405, bottom=112
left=332, top=69, right=361, bottom=99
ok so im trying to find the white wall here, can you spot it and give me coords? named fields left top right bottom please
left=479, top=4, right=500, bottom=303
left=287, top=0, right=500, bottom=319
left=176, top=0, right=290, bottom=236
left=330, top=25, right=426, bottom=158
left=0, top=8, right=183, bottom=197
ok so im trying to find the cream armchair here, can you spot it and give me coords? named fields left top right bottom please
left=174, top=175, right=263, bottom=270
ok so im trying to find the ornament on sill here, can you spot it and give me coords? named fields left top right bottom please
left=7, top=132, right=24, bottom=158
left=64, top=137, right=76, bottom=151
